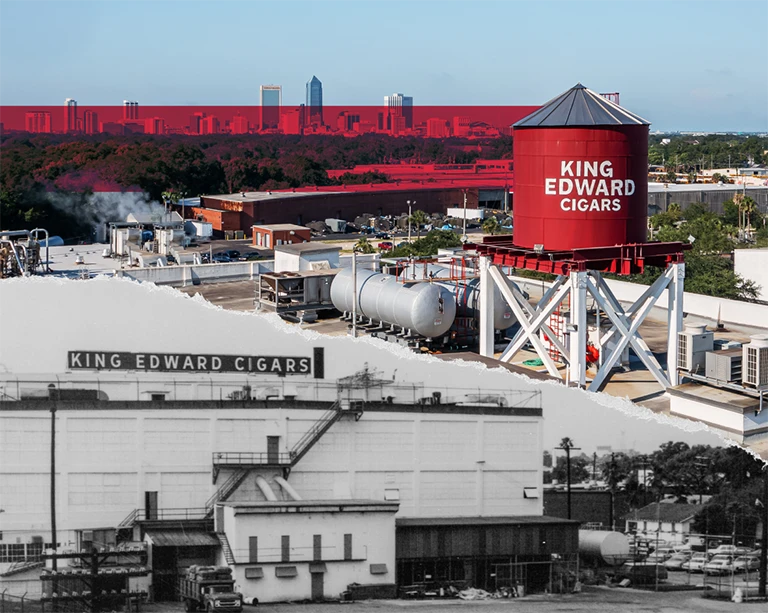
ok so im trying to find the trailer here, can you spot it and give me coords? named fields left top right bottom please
left=178, top=572, right=244, bottom=612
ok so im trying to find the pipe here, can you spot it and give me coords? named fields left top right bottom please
left=274, top=477, right=302, bottom=501
left=255, top=476, right=278, bottom=501
left=0, top=230, right=31, bottom=238
left=30, top=228, right=49, bottom=272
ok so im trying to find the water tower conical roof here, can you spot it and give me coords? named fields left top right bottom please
left=514, top=83, right=650, bottom=127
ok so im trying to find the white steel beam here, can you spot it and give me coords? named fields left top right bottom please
left=489, top=266, right=562, bottom=378
left=586, top=271, right=673, bottom=391
left=499, top=281, right=571, bottom=363
left=504, top=276, right=571, bottom=363
left=666, top=262, right=685, bottom=387
left=569, top=271, right=588, bottom=387
left=479, top=256, right=495, bottom=357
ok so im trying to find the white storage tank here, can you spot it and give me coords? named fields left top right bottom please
left=397, top=262, right=516, bottom=330
left=331, top=267, right=456, bottom=338
left=579, top=530, right=631, bottom=566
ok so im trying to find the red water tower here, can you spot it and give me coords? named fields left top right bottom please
left=512, top=84, right=649, bottom=251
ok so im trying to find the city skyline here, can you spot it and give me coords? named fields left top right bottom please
left=0, top=1, right=766, bottom=132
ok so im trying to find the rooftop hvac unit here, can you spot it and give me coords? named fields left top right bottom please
left=677, top=324, right=714, bottom=374
left=705, top=349, right=742, bottom=383
left=743, top=335, right=768, bottom=388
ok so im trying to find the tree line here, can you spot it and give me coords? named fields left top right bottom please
left=0, top=133, right=510, bottom=239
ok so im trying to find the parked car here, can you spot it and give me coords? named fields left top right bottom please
left=212, top=253, right=232, bottom=263
left=664, top=552, right=692, bottom=571
left=732, top=554, right=761, bottom=573
left=709, top=544, right=738, bottom=556
left=683, top=553, right=711, bottom=573
left=378, top=241, right=394, bottom=251
left=614, top=563, right=668, bottom=585
left=703, top=554, right=735, bottom=576
left=239, top=251, right=262, bottom=261
left=221, top=249, right=241, bottom=260
left=375, top=232, right=390, bottom=239
left=644, top=551, right=672, bottom=564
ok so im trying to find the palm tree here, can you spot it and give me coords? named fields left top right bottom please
left=482, top=216, right=500, bottom=236
left=354, top=237, right=374, bottom=254
left=409, top=209, right=429, bottom=240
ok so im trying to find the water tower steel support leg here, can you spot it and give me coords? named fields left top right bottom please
left=569, top=271, right=588, bottom=388
left=488, top=265, right=562, bottom=378
left=667, top=262, right=685, bottom=387
left=479, top=256, right=495, bottom=357
left=585, top=270, right=673, bottom=392
left=499, top=279, right=571, bottom=366
left=504, top=276, right=569, bottom=357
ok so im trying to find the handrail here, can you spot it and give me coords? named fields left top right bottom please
left=205, top=470, right=249, bottom=514
left=290, top=400, right=342, bottom=458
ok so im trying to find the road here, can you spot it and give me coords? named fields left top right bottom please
left=128, top=586, right=767, bottom=612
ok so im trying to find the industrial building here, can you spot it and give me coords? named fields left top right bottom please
left=0, top=344, right=581, bottom=604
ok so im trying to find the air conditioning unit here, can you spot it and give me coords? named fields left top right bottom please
left=743, top=334, right=768, bottom=388
left=705, top=349, right=742, bottom=383
left=677, top=324, right=714, bottom=373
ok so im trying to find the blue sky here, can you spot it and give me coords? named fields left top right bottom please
left=1, top=0, right=766, bottom=131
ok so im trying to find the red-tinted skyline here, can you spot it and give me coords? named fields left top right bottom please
left=3, top=105, right=539, bottom=138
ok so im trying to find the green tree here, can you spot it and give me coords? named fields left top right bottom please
left=482, top=216, right=501, bottom=236
left=389, top=229, right=461, bottom=258
left=354, top=237, right=374, bottom=254
left=408, top=209, right=429, bottom=240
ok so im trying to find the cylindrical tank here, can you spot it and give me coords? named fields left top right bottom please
left=579, top=530, right=631, bottom=566
left=330, top=267, right=456, bottom=338
left=397, top=263, right=515, bottom=330
left=512, top=84, right=650, bottom=251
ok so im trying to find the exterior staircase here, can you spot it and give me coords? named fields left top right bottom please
left=205, top=468, right=251, bottom=517
left=216, top=533, right=236, bottom=565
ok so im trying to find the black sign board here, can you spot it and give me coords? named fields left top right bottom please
left=68, top=348, right=324, bottom=378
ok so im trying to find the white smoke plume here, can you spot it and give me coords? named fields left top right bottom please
left=47, top=191, right=171, bottom=240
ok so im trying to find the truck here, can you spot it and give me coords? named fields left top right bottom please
left=178, top=572, right=243, bottom=612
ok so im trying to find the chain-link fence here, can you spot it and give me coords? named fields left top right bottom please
left=0, top=591, right=44, bottom=613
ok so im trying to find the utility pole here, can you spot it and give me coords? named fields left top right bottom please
left=351, top=248, right=358, bottom=338
left=556, top=438, right=581, bottom=520
left=462, top=190, right=468, bottom=243
left=50, top=404, right=58, bottom=611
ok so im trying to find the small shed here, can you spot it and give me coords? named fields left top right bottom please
left=274, top=243, right=340, bottom=273
left=252, top=224, right=312, bottom=249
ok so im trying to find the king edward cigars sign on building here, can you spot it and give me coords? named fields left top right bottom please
left=68, top=348, right=325, bottom=378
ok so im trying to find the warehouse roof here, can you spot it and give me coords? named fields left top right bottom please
left=144, top=529, right=220, bottom=547
left=621, top=503, right=699, bottom=524
left=514, top=83, right=649, bottom=128
left=396, top=515, right=579, bottom=527
left=275, top=243, right=340, bottom=254
left=252, top=224, right=310, bottom=232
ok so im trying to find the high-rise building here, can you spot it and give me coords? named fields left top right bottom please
left=65, top=98, right=78, bottom=133
left=306, top=76, right=323, bottom=126
left=123, top=101, right=139, bottom=120
left=144, top=117, right=165, bottom=135
left=453, top=116, right=471, bottom=138
left=232, top=114, right=249, bottom=135
left=83, top=110, right=99, bottom=135
left=188, top=113, right=205, bottom=135
left=426, top=118, right=449, bottom=138
left=336, top=112, right=360, bottom=132
left=25, top=111, right=52, bottom=134
left=279, top=106, right=305, bottom=135
left=260, top=85, right=282, bottom=130
left=384, top=93, right=413, bottom=129
left=201, top=115, right=220, bottom=135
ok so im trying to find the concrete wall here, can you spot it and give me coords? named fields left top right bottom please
left=115, top=261, right=273, bottom=286
left=734, top=249, right=768, bottom=303
left=0, top=404, right=543, bottom=546
left=221, top=505, right=395, bottom=603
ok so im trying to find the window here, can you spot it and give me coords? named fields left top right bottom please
left=249, top=537, right=258, bottom=564
left=281, top=535, right=290, bottom=563
left=344, top=534, right=352, bottom=561
left=313, top=535, right=321, bottom=562
left=671, top=522, right=677, bottom=533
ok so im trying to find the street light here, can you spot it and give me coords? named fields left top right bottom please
left=407, top=200, right=415, bottom=243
